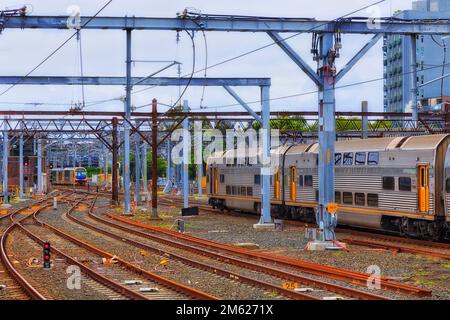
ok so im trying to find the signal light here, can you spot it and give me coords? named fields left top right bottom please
left=43, top=242, right=51, bottom=269
left=24, top=156, right=29, bottom=167
left=49, top=163, right=54, bottom=170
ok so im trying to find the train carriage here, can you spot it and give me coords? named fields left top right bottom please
left=51, top=167, right=88, bottom=186
left=207, top=134, right=450, bottom=240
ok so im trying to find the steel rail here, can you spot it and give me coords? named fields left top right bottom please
left=340, top=238, right=450, bottom=261
left=80, top=207, right=391, bottom=300
left=0, top=204, right=51, bottom=300
left=67, top=198, right=328, bottom=300
left=105, top=212, right=431, bottom=297
left=31, top=195, right=218, bottom=300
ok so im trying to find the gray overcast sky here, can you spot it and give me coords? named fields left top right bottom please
left=0, top=0, right=412, bottom=113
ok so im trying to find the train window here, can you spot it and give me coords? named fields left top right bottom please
left=368, top=152, right=379, bottom=165
left=335, top=153, right=342, bottom=165
left=226, top=186, right=231, bottom=195
left=343, top=192, right=353, bottom=205
left=254, top=174, right=261, bottom=185
left=241, top=187, right=247, bottom=196
left=298, top=175, right=304, bottom=187
left=206, top=174, right=209, bottom=183
left=382, top=177, right=395, bottom=190
left=247, top=187, right=253, bottom=196
left=335, top=191, right=342, bottom=204
left=355, top=193, right=366, bottom=206
left=399, top=177, right=412, bottom=192
left=355, top=152, right=366, bottom=165
left=304, top=175, right=313, bottom=187
left=232, top=186, right=237, bottom=195
left=343, top=153, right=353, bottom=165
left=219, top=175, right=225, bottom=183
left=446, top=179, right=450, bottom=193
left=367, top=194, right=379, bottom=207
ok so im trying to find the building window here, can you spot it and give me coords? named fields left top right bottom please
left=335, top=191, right=342, bottom=204
left=355, top=193, right=366, bottom=206
left=304, top=175, right=313, bottom=187
left=315, top=190, right=319, bottom=202
left=399, top=177, right=412, bottom=192
left=232, top=186, right=237, bottom=195
left=355, top=152, right=366, bottom=165
left=247, top=187, right=253, bottom=197
left=368, top=152, right=379, bottom=165
left=241, top=186, right=246, bottom=196
left=298, top=175, right=304, bottom=187
left=219, top=174, right=225, bottom=183
left=367, top=194, right=379, bottom=207
left=254, top=174, right=261, bottom=185
left=343, top=192, right=353, bottom=205
left=382, top=177, right=395, bottom=190
left=335, top=153, right=342, bottom=165
left=446, top=179, right=450, bottom=193
left=226, top=186, right=231, bottom=195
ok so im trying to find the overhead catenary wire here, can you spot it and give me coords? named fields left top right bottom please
left=0, top=0, right=114, bottom=98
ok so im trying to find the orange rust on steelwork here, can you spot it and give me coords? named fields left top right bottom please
left=106, top=212, right=432, bottom=298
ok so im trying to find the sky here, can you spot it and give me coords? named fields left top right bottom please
left=0, top=0, right=413, bottom=114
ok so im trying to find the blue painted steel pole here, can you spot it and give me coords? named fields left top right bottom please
left=19, top=123, right=24, bottom=199
left=166, top=140, right=171, bottom=185
left=123, top=29, right=132, bottom=214
left=2, top=120, right=8, bottom=204
left=410, top=35, right=418, bottom=121
left=37, top=137, right=43, bottom=194
left=182, top=100, right=189, bottom=208
left=317, top=34, right=336, bottom=241
left=135, top=120, right=141, bottom=203
left=141, top=140, right=148, bottom=195
left=260, top=85, right=272, bottom=224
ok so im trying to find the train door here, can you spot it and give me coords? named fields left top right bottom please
left=274, top=170, right=280, bottom=199
left=212, top=168, right=219, bottom=194
left=418, top=165, right=429, bottom=213
left=290, top=166, right=297, bottom=201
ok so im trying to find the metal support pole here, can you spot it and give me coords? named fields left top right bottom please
left=317, top=33, right=336, bottom=241
left=182, top=100, right=189, bottom=209
left=410, top=34, right=418, bottom=121
left=167, top=140, right=172, bottom=183
left=112, top=117, right=119, bottom=205
left=141, top=141, right=148, bottom=196
left=134, top=120, right=141, bottom=203
left=2, top=120, right=8, bottom=204
left=102, top=144, right=107, bottom=186
left=194, top=121, right=203, bottom=198
left=259, top=85, right=272, bottom=224
left=123, top=29, right=132, bottom=214
left=37, top=137, right=43, bottom=194
left=19, top=123, right=24, bottom=199
left=361, top=101, right=369, bottom=139
left=151, top=98, right=159, bottom=218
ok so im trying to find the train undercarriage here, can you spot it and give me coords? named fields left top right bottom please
left=208, top=197, right=449, bottom=241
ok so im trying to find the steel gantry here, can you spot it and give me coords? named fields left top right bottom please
left=1, top=13, right=450, bottom=235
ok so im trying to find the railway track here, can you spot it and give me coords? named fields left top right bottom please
left=161, top=195, right=450, bottom=262
left=27, top=194, right=217, bottom=300
left=62, top=195, right=326, bottom=300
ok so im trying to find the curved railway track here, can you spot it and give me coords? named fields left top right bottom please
left=22, top=195, right=216, bottom=300
left=65, top=191, right=434, bottom=299
left=160, top=196, right=450, bottom=261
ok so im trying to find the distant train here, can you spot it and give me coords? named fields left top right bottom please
left=51, top=167, right=88, bottom=186
left=207, top=134, right=450, bottom=240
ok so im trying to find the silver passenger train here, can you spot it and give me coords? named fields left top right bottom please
left=207, top=134, right=450, bottom=240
